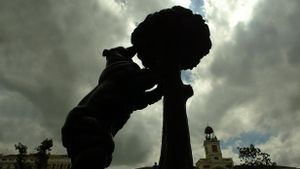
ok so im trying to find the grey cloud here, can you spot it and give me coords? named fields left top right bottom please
left=113, top=120, right=153, bottom=165
left=287, top=43, right=300, bottom=65
left=0, top=0, right=129, bottom=154
left=0, top=0, right=175, bottom=168
left=188, top=0, right=300, bottom=166
left=115, top=0, right=174, bottom=23
left=289, top=93, right=300, bottom=113
left=112, top=101, right=164, bottom=166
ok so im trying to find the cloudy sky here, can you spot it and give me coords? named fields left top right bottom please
left=1, top=0, right=300, bottom=168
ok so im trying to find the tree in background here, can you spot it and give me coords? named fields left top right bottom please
left=14, top=143, right=32, bottom=169
left=34, top=139, right=53, bottom=169
left=237, top=144, right=276, bottom=169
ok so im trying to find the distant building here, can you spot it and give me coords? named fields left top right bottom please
left=47, top=155, right=71, bottom=169
left=2, top=126, right=299, bottom=169
left=195, top=126, right=234, bottom=169
left=194, top=126, right=299, bottom=169
left=234, top=165, right=300, bottom=169
left=0, top=154, right=71, bottom=169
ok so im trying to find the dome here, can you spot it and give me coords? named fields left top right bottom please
left=205, top=126, right=214, bottom=134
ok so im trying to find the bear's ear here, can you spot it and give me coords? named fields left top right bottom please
left=102, top=47, right=136, bottom=59
left=102, top=47, right=137, bottom=67
left=102, top=49, right=110, bottom=57
left=102, top=47, right=124, bottom=57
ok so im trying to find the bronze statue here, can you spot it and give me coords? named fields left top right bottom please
left=61, top=47, right=162, bottom=169
left=62, top=6, right=211, bottom=169
left=131, top=6, right=211, bottom=169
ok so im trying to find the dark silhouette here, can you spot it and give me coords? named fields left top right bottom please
left=61, top=47, right=162, bottom=169
left=34, top=139, right=53, bottom=169
left=62, top=6, right=211, bottom=169
left=237, top=144, right=276, bottom=169
left=14, top=143, right=32, bottom=169
left=132, top=6, right=211, bottom=169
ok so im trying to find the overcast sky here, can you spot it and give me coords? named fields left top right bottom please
left=1, top=0, right=300, bottom=168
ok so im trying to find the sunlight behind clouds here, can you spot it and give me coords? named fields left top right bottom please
left=171, top=0, right=191, bottom=8
left=204, top=0, right=259, bottom=43
left=206, top=0, right=259, bottom=27
left=97, top=0, right=124, bottom=17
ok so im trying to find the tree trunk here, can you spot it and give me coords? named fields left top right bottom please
left=159, top=70, right=194, bottom=169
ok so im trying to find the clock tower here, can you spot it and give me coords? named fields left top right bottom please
left=196, top=126, right=233, bottom=169
left=203, top=126, right=223, bottom=160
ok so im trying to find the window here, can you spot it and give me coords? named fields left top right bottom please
left=212, top=145, right=218, bottom=152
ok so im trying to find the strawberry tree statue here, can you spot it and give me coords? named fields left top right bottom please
left=131, top=6, right=212, bottom=169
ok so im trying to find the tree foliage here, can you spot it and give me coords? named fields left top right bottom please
left=237, top=144, right=276, bottom=169
left=34, top=139, right=53, bottom=169
left=14, top=143, right=32, bottom=169
left=131, top=6, right=212, bottom=70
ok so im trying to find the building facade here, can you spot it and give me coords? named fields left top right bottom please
left=0, top=154, right=71, bottom=169
left=195, top=126, right=234, bottom=169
